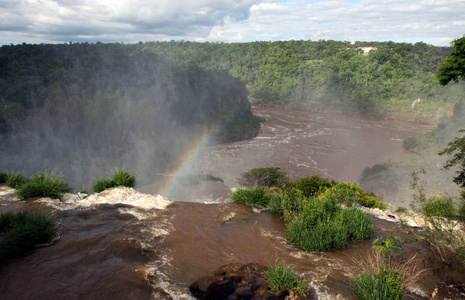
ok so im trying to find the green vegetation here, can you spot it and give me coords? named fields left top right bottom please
left=286, top=196, right=373, bottom=252
left=322, top=182, right=387, bottom=209
left=0, top=210, right=57, bottom=262
left=437, top=37, right=465, bottom=85
left=0, top=171, right=8, bottom=183
left=352, top=269, right=405, bottom=300
left=440, top=129, right=465, bottom=191
left=6, top=172, right=29, bottom=189
left=136, top=40, right=463, bottom=120
left=293, top=175, right=336, bottom=197
left=92, top=168, right=136, bottom=193
left=351, top=236, right=420, bottom=300
left=16, top=170, right=72, bottom=201
left=232, top=171, right=379, bottom=252
left=231, top=187, right=275, bottom=207
left=265, top=263, right=308, bottom=295
left=237, top=167, right=289, bottom=189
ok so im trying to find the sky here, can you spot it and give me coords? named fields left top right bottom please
left=1, top=0, right=464, bottom=46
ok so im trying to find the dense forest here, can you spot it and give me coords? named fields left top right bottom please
left=0, top=43, right=262, bottom=189
left=139, top=40, right=465, bottom=121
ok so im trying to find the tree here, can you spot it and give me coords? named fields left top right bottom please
left=439, top=130, right=465, bottom=190
left=437, top=36, right=465, bottom=193
left=437, top=36, right=465, bottom=85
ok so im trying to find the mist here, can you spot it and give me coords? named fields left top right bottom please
left=0, top=43, right=260, bottom=191
left=360, top=100, right=465, bottom=207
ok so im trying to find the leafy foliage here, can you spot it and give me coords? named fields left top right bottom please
left=322, top=182, right=387, bottom=209
left=437, top=36, right=465, bottom=85
left=293, top=175, right=337, bottom=197
left=0, top=210, right=57, bottom=262
left=439, top=129, right=465, bottom=190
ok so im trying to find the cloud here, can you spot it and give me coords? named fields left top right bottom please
left=0, top=0, right=464, bottom=45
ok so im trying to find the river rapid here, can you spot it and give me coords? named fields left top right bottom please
left=1, top=107, right=463, bottom=300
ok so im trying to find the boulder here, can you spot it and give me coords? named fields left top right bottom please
left=189, top=263, right=314, bottom=300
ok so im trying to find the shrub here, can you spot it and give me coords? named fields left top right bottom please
left=237, top=167, right=289, bottom=189
left=265, top=263, right=308, bottom=295
left=293, top=175, right=337, bottom=197
left=231, top=187, right=270, bottom=206
left=351, top=269, right=405, bottom=300
left=6, top=172, right=29, bottom=189
left=17, top=170, right=71, bottom=200
left=322, top=182, right=366, bottom=206
left=0, top=210, right=57, bottom=261
left=0, top=171, right=9, bottom=183
left=322, top=182, right=387, bottom=209
left=420, top=194, right=457, bottom=219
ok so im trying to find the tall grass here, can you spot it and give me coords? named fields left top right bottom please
left=231, top=187, right=270, bottom=207
left=351, top=269, right=404, bottom=300
left=0, top=210, right=57, bottom=261
left=286, top=195, right=373, bottom=252
left=92, top=168, right=136, bottom=193
left=6, top=172, right=29, bottom=189
left=17, top=170, right=71, bottom=200
left=351, top=237, right=425, bottom=300
left=0, top=171, right=9, bottom=183
left=265, top=263, right=308, bottom=295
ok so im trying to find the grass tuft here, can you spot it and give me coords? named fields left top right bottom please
left=16, top=170, right=71, bottom=200
left=6, top=172, right=29, bottom=189
left=265, top=263, right=308, bottom=295
left=92, top=168, right=136, bottom=193
left=231, top=187, right=270, bottom=207
left=0, top=210, right=57, bottom=262
left=0, top=171, right=9, bottom=183
left=351, top=269, right=405, bottom=300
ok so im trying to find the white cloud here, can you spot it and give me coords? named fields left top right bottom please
left=0, top=0, right=464, bottom=45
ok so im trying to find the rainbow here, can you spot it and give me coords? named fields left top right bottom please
left=157, top=107, right=249, bottom=199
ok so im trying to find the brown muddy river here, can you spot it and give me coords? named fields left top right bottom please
left=1, top=107, right=461, bottom=300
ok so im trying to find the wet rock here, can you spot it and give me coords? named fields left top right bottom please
left=430, top=281, right=465, bottom=300
left=189, top=263, right=314, bottom=300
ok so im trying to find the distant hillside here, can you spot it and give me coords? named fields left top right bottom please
left=137, top=40, right=465, bottom=122
left=0, top=43, right=262, bottom=189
